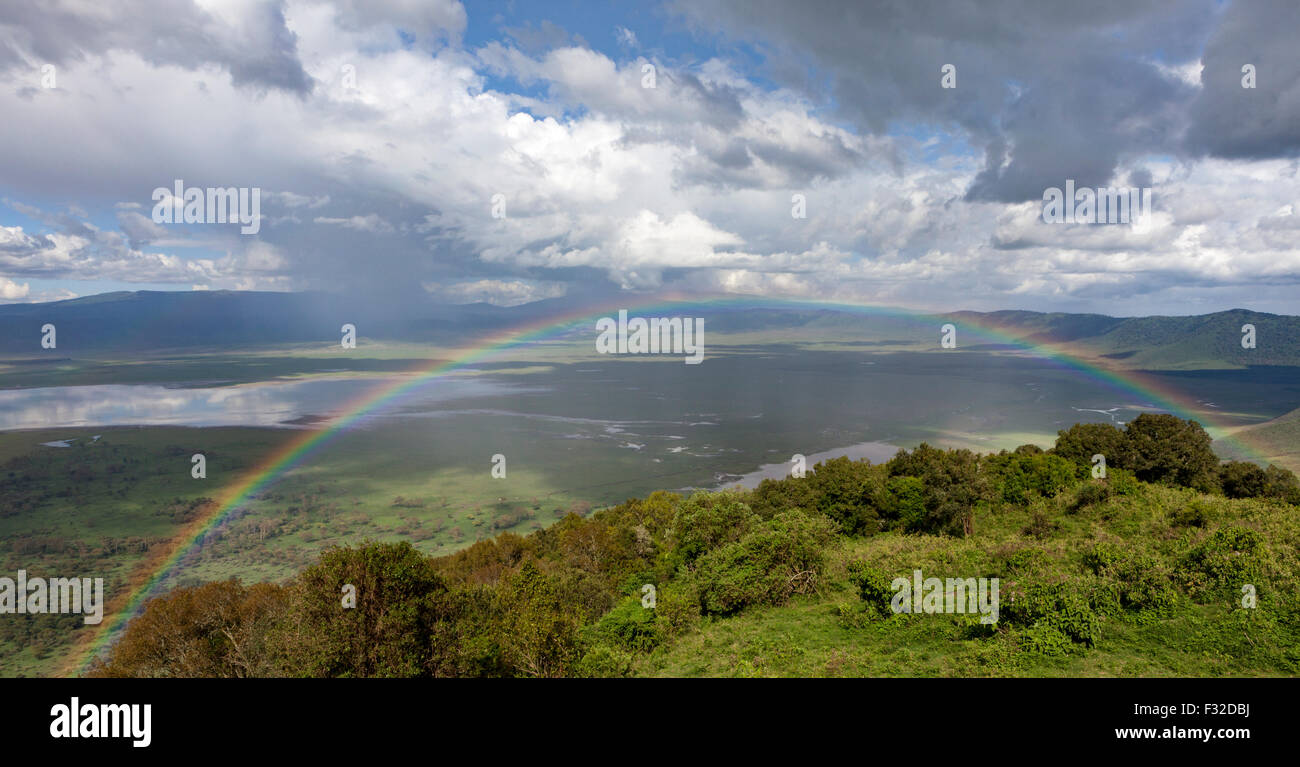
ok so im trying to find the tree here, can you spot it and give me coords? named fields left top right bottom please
left=274, top=541, right=452, bottom=678
left=669, top=491, right=759, bottom=565
left=1053, top=422, right=1127, bottom=472
left=493, top=560, right=581, bottom=677
left=886, top=444, right=991, bottom=536
left=1122, top=414, right=1219, bottom=490
left=1264, top=464, right=1300, bottom=504
left=1220, top=461, right=1268, bottom=499
left=88, top=580, right=286, bottom=678
left=806, top=456, right=883, bottom=535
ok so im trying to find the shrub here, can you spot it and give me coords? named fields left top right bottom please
left=653, top=581, right=701, bottom=635
left=749, top=475, right=816, bottom=520
left=493, top=561, right=583, bottom=677
left=694, top=510, right=835, bottom=615
left=1169, top=499, right=1211, bottom=528
left=1264, top=464, right=1300, bottom=504
left=1003, top=582, right=1098, bottom=647
left=574, top=644, right=634, bottom=677
left=1082, top=542, right=1123, bottom=575
left=670, top=491, right=759, bottom=565
left=806, top=456, right=883, bottom=535
left=1180, top=526, right=1263, bottom=597
left=847, top=561, right=896, bottom=617
left=886, top=444, right=991, bottom=536
left=274, top=541, right=453, bottom=678
left=1070, top=480, right=1111, bottom=511
left=1018, top=623, right=1076, bottom=656
left=993, top=452, right=1077, bottom=504
left=1021, top=510, right=1061, bottom=540
left=87, top=579, right=286, bottom=678
left=881, top=475, right=926, bottom=532
left=1220, top=461, right=1268, bottom=499
left=1003, top=547, right=1049, bottom=575
left=591, top=596, right=662, bottom=652
left=1085, top=543, right=1181, bottom=616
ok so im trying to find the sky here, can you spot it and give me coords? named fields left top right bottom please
left=0, top=0, right=1298, bottom=316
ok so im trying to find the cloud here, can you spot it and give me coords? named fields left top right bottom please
left=314, top=214, right=394, bottom=233
left=423, top=278, right=566, bottom=306
left=0, top=0, right=314, bottom=94
left=1184, top=0, right=1300, bottom=158
left=0, top=1, right=1297, bottom=316
left=0, top=275, right=29, bottom=299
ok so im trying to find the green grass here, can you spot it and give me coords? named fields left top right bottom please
left=0, top=424, right=608, bottom=676
left=1219, top=407, right=1300, bottom=471
left=634, top=483, right=1300, bottom=677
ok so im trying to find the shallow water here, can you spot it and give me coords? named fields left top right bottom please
left=0, top=376, right=515, bottom=431
left=721, top=440, right=902, bottom=489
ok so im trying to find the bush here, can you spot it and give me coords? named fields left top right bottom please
left=493, top=561, right=583, bottom=677
left=1169, top=500, right=1211, bottom=528
left=1264, top=464, right=1300, bottom=504
left=1082, top=542, right=1123, bottom=575
left=653, top=581, right=701, bottom=635
left=881, top=475, right=926, bottom=532
left=1003, top=582, right=1098, bottom=647
left=1018, top=623, right=1076, bottom=656
left=1085, top=543, right=1181, bottom=616
left=1021, top=510, right=1060, bottom=539
left=847, top=561, right=896, bottom=617
left=591, top=596, right=663, bottom=652
left=886, top=444, right=991, bottom=536
left=274, top=541, right=454, bottom=678
left=1181, top=526, right=1263, bottom=597
left=87, top=580, right=286, bottom=678
left=1070, top=480, right=1111, bottom=511
left=993, top=452, right=1078, bottom=504
left=1220, top=461, right=1268, bottom=499
left=670, top=491, right=759, bottom=565
left=693, top=510, right=835, bottom=615
left=574, top=644, right=634, bottom=677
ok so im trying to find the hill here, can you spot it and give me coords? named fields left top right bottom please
left=955, top=308, right=1300, bottom=369
left=84, top=417, right=1300, bottom=678
left=3, top=290, right=1298, bottom=371
left=1219, top=407, right=1300, bottom=468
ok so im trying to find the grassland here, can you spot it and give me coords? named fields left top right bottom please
left=0, top=423, right=611, bottom=676
left=3, top=325, right=1297, bottom=677
left=1219, top=407, right=1300, bottom=470
left=635, top=482, right=1300, bottom=677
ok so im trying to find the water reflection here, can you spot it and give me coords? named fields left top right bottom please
left=0, top=376, right=514, bottom=430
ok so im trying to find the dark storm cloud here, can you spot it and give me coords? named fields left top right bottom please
left=1185, top=0, right=1300, bottom=158
left=672, top=0, right=1300, bottom=201
left=0, top=0, right=313, bottom=95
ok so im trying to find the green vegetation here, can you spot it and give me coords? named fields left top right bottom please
left=87, top=414, right=1300, bottom=677
left=0, top=425, right=599, bottom=676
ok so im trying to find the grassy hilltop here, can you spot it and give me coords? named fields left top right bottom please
left=82, top=414, right=1300, bottom=678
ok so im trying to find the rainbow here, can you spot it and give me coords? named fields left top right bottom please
left=64, top=293, right=1277, bottom=674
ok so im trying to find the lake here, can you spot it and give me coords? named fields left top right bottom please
left=4, top=347, right=1290, bottom=505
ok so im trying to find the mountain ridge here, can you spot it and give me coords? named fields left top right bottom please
left=1, top=290, right=1296, bottom=368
